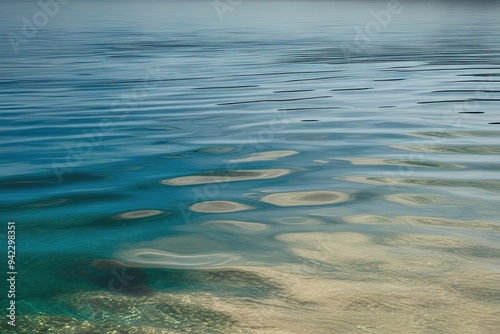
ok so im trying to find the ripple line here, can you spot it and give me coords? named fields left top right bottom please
left=373, top=78, right=405, bottom=81
left=273, top=89, right=315, bottom=93
left=330, top=88, right=372, bottom=91
left=218, top=96, right=331, bottom=105
left=193, top=85, right=259, bottom=90
left=280, top=76, right=344, bottom=83
left=432, top=90, right=500, bottom=93
left=278, top=107, right=341, bottom=111
left=418, top=98, right=500, bottom=104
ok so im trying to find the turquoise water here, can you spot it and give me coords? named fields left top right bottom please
left=1, top=1, right=500, bottom=333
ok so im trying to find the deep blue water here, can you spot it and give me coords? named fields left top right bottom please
left=1, top=1, right=500, bottom=333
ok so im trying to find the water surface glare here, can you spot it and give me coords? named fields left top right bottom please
left=1, top=1, right=500, bottom=333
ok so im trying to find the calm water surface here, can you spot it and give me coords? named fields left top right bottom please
left=1, top=1, right=500, bottom=333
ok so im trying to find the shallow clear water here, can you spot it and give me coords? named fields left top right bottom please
left=1, top=1, right=500, bottom=333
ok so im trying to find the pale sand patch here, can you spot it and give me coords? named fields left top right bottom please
left=381, top=234, right=471, bottom=248
left=423, top=216, right=485, bottom=230
left=342, top=214, right=396, bottom=225
left=385, top=193, right=448, bottom=206
left=277, top=232, right=381, bottom=264
left=392, top=144, right=500, bottom=154
left=335, top=157, right=464, bottom=169
left=260, top=190, right=349, bottom=207
left=341, top=175, right=500, bottom=189
left=34, top=265, right=500, bottom=334
left=189, top=201, right=254, bottom=213
left=274, top=216, right=325, bottom=226
left=444, top=262, right=500, bottom=303
left=115, top=210, right=164, bottom=220
left=161, top=169, right=291, bottom=186
left=336, top=157, right=406, bottom=165
left=276, top=232, right=500, bottom=321
left=229, top=150, right=298, bottom=163
left=343, top=214, right=500, bottom=231
left=200, top=220, right=269, bottom=234
left=277, top=231, right=466, bottom=277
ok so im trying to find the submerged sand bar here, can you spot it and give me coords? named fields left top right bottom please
left=200, top=220, right=269, bottom=233
left=115, top=210, right=164, bottom=220
left=260, top=190, right=349, bottom=207
left=161, top=169, right=291, bottom=186
left=229, top=150, right=298, bottom=162
left=189, top=200, right=254, bottom=213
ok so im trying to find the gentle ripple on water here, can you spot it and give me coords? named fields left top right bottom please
left=1, top=1, right=500, bottom=333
